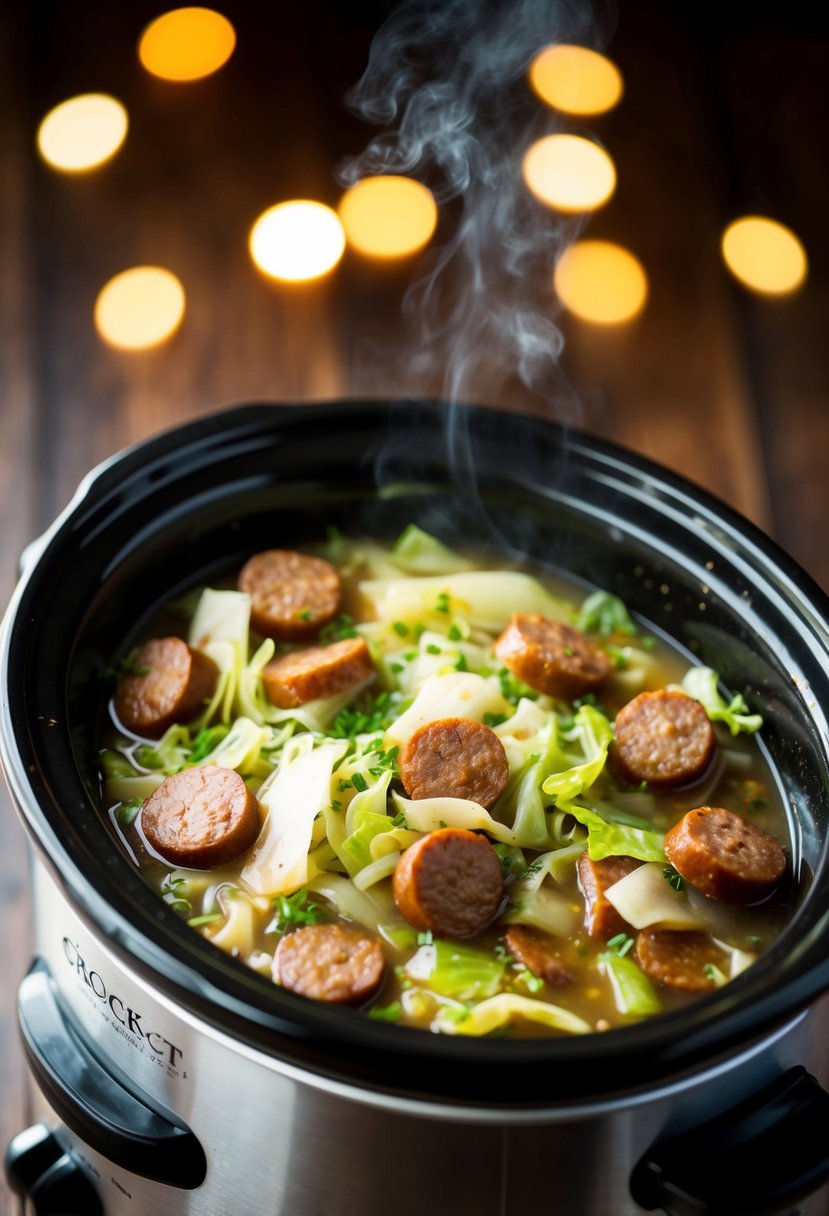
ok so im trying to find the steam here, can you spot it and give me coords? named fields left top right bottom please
left=341, top=0, right=615, bottom=423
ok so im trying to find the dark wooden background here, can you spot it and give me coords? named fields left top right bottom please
left=1, top=1, right=827, bottom=1209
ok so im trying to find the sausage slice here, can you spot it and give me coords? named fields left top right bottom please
left=613, top=689, right=715, bottom=787
left=664, top=806, right=786, bottom=904
left=141, top=765, right=260, bottom=869
left=504, top=925, right=572, bottom=986
left=495, top=613, right=612, bottom=700
left=577, top=853, right=643, bottom=939
left=261, top=637, right=374, bottom=708
left=398, top=717, right=510, bottom=809
left=393, top=828, right=504, bottom=938
left=635, top=928, right=730, bottom=992
left=238, top=549, right=341, bottom=641
left=116, top=637, right=218, bottom=738
left=273, top=923, right=385, bottom=1005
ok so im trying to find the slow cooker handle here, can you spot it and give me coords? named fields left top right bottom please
left=15, top=958, right=206, bottom=1191
left=630, top=1065, right=829, bottom=1215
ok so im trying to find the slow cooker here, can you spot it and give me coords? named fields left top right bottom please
left=4, top=400, right=829, bottom=1216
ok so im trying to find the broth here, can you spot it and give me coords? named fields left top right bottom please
left=98, top=528, right=793, bottom=1039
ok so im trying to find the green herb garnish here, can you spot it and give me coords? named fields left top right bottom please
left=606, top=933, right=635, bottom=957
left=267, top=888, right=326, bottom=935
left=663, top=866, right=685, bottom=892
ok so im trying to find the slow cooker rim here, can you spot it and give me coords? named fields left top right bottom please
left=4, top=396, right=829, bottom=1107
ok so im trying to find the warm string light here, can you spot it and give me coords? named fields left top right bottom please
left=94, top=267, right=186, bottom=350
left=138, top=7, right=236, bottom=81
left=721, top=216, right=807, bottom=297
left=339, top=176, right=438, bottom=259
left=249, top=201, right=346, bottom=282
left=36, top=18, right=807, bottom=349
left=37, top=94, right=128, bottom=173
left=522, top=134, right=616, bottom=214
left=554, top=240, right=648, bottom=325
left=529, top=44, right=623, bottom=117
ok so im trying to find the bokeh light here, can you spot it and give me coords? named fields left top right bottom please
left=339, top=176, right=438, bottom=259
left=522, top=134, right=616, bottom=213
left=94, top=267, right=186, bottom=350
left=249, top=201, right=346, bottom=282
left=37, top=94, right=128, bottom=173
left=529, top=44, right=623, bottom=116
left=554, top=240, right=648, bottom=325
left=721, top=216, right=807, bottom=296
left=139, top=7, right=236, bottom=81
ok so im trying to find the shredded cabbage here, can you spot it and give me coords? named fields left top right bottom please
left=433, top=994, right=591, bottom=1036
left=681, top=666, right=763, bottom=736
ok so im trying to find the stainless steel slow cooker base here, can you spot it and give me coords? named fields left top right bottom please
left=15, top=855, right=829, bottom=1216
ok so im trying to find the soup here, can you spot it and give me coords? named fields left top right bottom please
left=98, top=526, right=792, bottom=1038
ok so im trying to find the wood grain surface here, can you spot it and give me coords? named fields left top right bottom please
left=1, top=2, right=826, bottom=1211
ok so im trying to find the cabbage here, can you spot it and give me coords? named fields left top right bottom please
left=404, top=940, right=506, bottom=1001
left=567, top=805, right=667, bottom=864
left=390, top=525, right=475, bottom=574
left=433, top=994, right=590, bottom=1036
left=241, top=740, right=347, bottom=896
left=502, top=886, right=579, bottom=938
left=681, top=666, right=763, bottom=736
left=384, top=671, right=509, bottom=747
left=598, top=953, right=661, bottom=1018
left=360, top=571, right=568, bottom=634
left=188, top=589, right=251, bottom=726
left=540, top=705, right=612, bottom=806
left=603, top=862, right=704, bottom=929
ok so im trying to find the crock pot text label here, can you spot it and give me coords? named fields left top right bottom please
left=62, top=937, right=184, bottom=1071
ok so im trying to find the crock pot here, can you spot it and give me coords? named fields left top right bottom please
left=4, top=399, right=829, bottom=1216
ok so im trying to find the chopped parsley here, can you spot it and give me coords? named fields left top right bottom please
left=499, top=668, right=538, bottom=705
left=392, top=621, right=409, bottom=637
left=606, top=933, right=635, bottom=957
left=663, top=866, right=685, bottom=892
left=101, top=650, right=150, bottom=683
left=189, top=724, right=230, bottom=763
left=295, top=608, right=312, bottom=622
left=267, top=888, right=326, bottom=935
left=319, top=613, right=359, bottom=643
left=454, top=653, right=468, bottom=672
left=187, top=912, right=224, bottom=928
left=514, top=860, right=544, bottom=882
left=331, top=691, right=399, bottom=739
left=435, top=591, right=451, bottom=614
left=350, top=772, right=369, bottom=793
left=391, top=811, right=408, bottom=828
left=484, top=712, right=509, bottom=728
left=426, top=643, right=442, bottom=655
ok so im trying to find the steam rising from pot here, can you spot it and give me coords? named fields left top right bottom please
left=341, top=0, right=614, bottom=425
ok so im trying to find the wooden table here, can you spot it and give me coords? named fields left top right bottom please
left=1, top=2, right=827, bottom=1210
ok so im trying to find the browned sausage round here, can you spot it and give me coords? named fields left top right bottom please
left=504, top=925, right=572, bottom=985
left=577, top=852, right=643, bottom=939
left=116, top=637, right=218, bottom=738
left=398, top=718, right=510, bottom=809
left=635, top=928, right=729, bottom=992
left=393, top=828, right=504, bottom=938
left=141, top=765, right=260, bottom=868
left=261, top=637, right=375, bottom=708
left=273, top=923, right=385, bottom=1005
left=664, top=806, right=786, bottom=904
left=494, top=613, right=612, bottom=700
left=238, top=549, right=341, bottom=641
left=613, top=689, right=715, bottom=787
